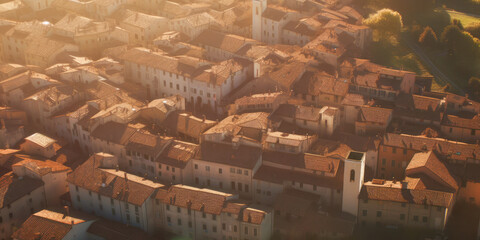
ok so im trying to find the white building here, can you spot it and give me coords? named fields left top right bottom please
left=342, top=151, right=365, bottom=216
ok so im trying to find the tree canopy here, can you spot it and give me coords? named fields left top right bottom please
left=363, top=9, right=404, bottom=38
left=419, top=26, right=438, bottom=47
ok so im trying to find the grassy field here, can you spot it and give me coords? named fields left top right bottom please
left=445, top=9, right=480, bottom=26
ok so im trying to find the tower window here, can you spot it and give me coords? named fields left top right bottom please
left=350, top=169, right=355, bottom=182
left=256, top=7, right=259, bottom=15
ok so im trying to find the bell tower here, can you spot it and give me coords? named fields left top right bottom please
left=342, top=151, right=365, bottom=216
left=252, top=0, right=267, bottom=41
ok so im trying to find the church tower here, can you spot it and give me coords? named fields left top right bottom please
left=252, top=0, right=267, bottom=41
left=342, top=151, right=365, bottom=217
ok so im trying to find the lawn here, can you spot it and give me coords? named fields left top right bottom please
left=366, top=37, right=433, bottom=77
left=445, top=9, right=480, bottom=26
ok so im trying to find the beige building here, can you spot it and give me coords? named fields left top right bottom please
left=20, top=133, right=57, bottom=159
left=119, top=10, right=168, bottom=46
left=122, top=48, right=252, bottom=113
left=0, top=172, right=46, bottom=240
left=12, top=209, right=96, bottom=240
left=12, top=158, right=71, bottom=206
left=358, top=150, right=458, bottom=231
left=192, top=142, right=263, bottom=200
left=270, top=104, right=340, bottom=136
left=68, top=153, right=166, bottom=234
left=157, top=185, right=273, bottom=240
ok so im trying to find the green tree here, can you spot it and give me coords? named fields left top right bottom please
left=452, top=18, right=464, bottom=30
left=363, top=8, right=403, bottom=39
left=465, top=23, right=480, bottom=39
left=441, top=25, right=463, bottom=50
left=469, top=77, right=480, bottom=99
left=419, top=26, right=438, bottom=48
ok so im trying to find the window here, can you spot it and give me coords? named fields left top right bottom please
left=177, top=219, right=182, bottom=225
left=403, top=149, right=407, bottom=155
left=238, top=183, right=243, bottom=191
left=391, top=160, right=396, bottom=167
left=222, top=223, right=226, bottom=230
left=194, top=164, right=198, bottom=170
left=244, top=170, right=248, bottom=176
left=245, top=227, right=249, bottom=234
left=9, top=213, right=13, bottom=219
left=234, top=225, right=237, bottom=232
left=231, top=181, right=235, bottom=190
left=413, top=215, right=419, bottom=222
left=212, top=215, right=216, bottom=220
left=195, top=177, right=199, bottom=184
left=382, top=158, right=386, bottom=165
left=219, top=168, right=223, bottom=174
left=202, top=224, right=207, bottom=230
left=219, top=182, right=223, bottom=188
left=245, top=184, right=249, bottom=193
left=213, top=226, right=217, bottom=232
left=362, top=210, right=367, bottom=216
left=166, top=205, right=170, bottom=211
left=177, top=207, right=181, bottom=213
left=472, top=129, right=476, bottom=136
left=188, top=221, right=192, bottom=228
left=401, top=202, right=406, bottom=207
left=230, top=168, right=235, bottom=173
left=254, top=228, right=258, bottom=236
left=392, top=147, right=397, bottom=153
left=205, top=166, right=210, bottom=171
left=167, top=217, right=171, bottom=223
left=237, top=169, right=242, bottom=174
left=136, top=217, right=140, bottom=223
left=202, top=212, right=206, bottom=218
left=112, top=208, right=116, bottom=215
left=350, top=170, right=355, bottom=182
left=376, top=211, right=382, bottom=217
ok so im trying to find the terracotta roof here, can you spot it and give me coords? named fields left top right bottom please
left=125, top=131, right=171, bottom=157
left=90, top=122, right=137, bottom=145
left=263, top=151, right=341, bottom=174
left=67, top=155, right=164, bottom=206
left=156, top=140, right=199, bottom=168
left=194, top=29, right=258, bottom=54
left=196, top=142, right=262, bottom=169
left=234, top=92, right=286, bottom=106
left=241, top=208, right=267, bottom=225
left=406, top=151, right=459, bottom=192
left=381, top=133, right=480, bottom=162
left=359, top=180, right=454, bottom=207
left=13, top=159, right=71, bottom=176
left=24, top=133, right=56, bottom=148
left=0, top=172, right=44, bottom=209
left=358, top=106, right=392, bottom=124
left=293, top=70, right=348, bottom=97
left=341, top=93, right=366, bottom=106
left=11, top=209, right=90, bottom=240
left=87, top=218, right=158, bottom=240
left=442, top=114, right=480, bottom=130
left=262, top=7, right=290, bottom=21
left=265, top=62, right=306, bottom=90
left=25, top=85, right=77, bottom=107
left=164, top=112, right=216, bottom=139
left=204, top=112, right=268, bottom=142
left=0, top=71, right=31, bottom=93
left=161, top=185, right=232, bottom=215
left=121, top=10, right=166, bottom=29
left=253, top=164, right=343, bottom=189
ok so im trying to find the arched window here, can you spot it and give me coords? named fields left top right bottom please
left=350, top=169, right=355, bottom=182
